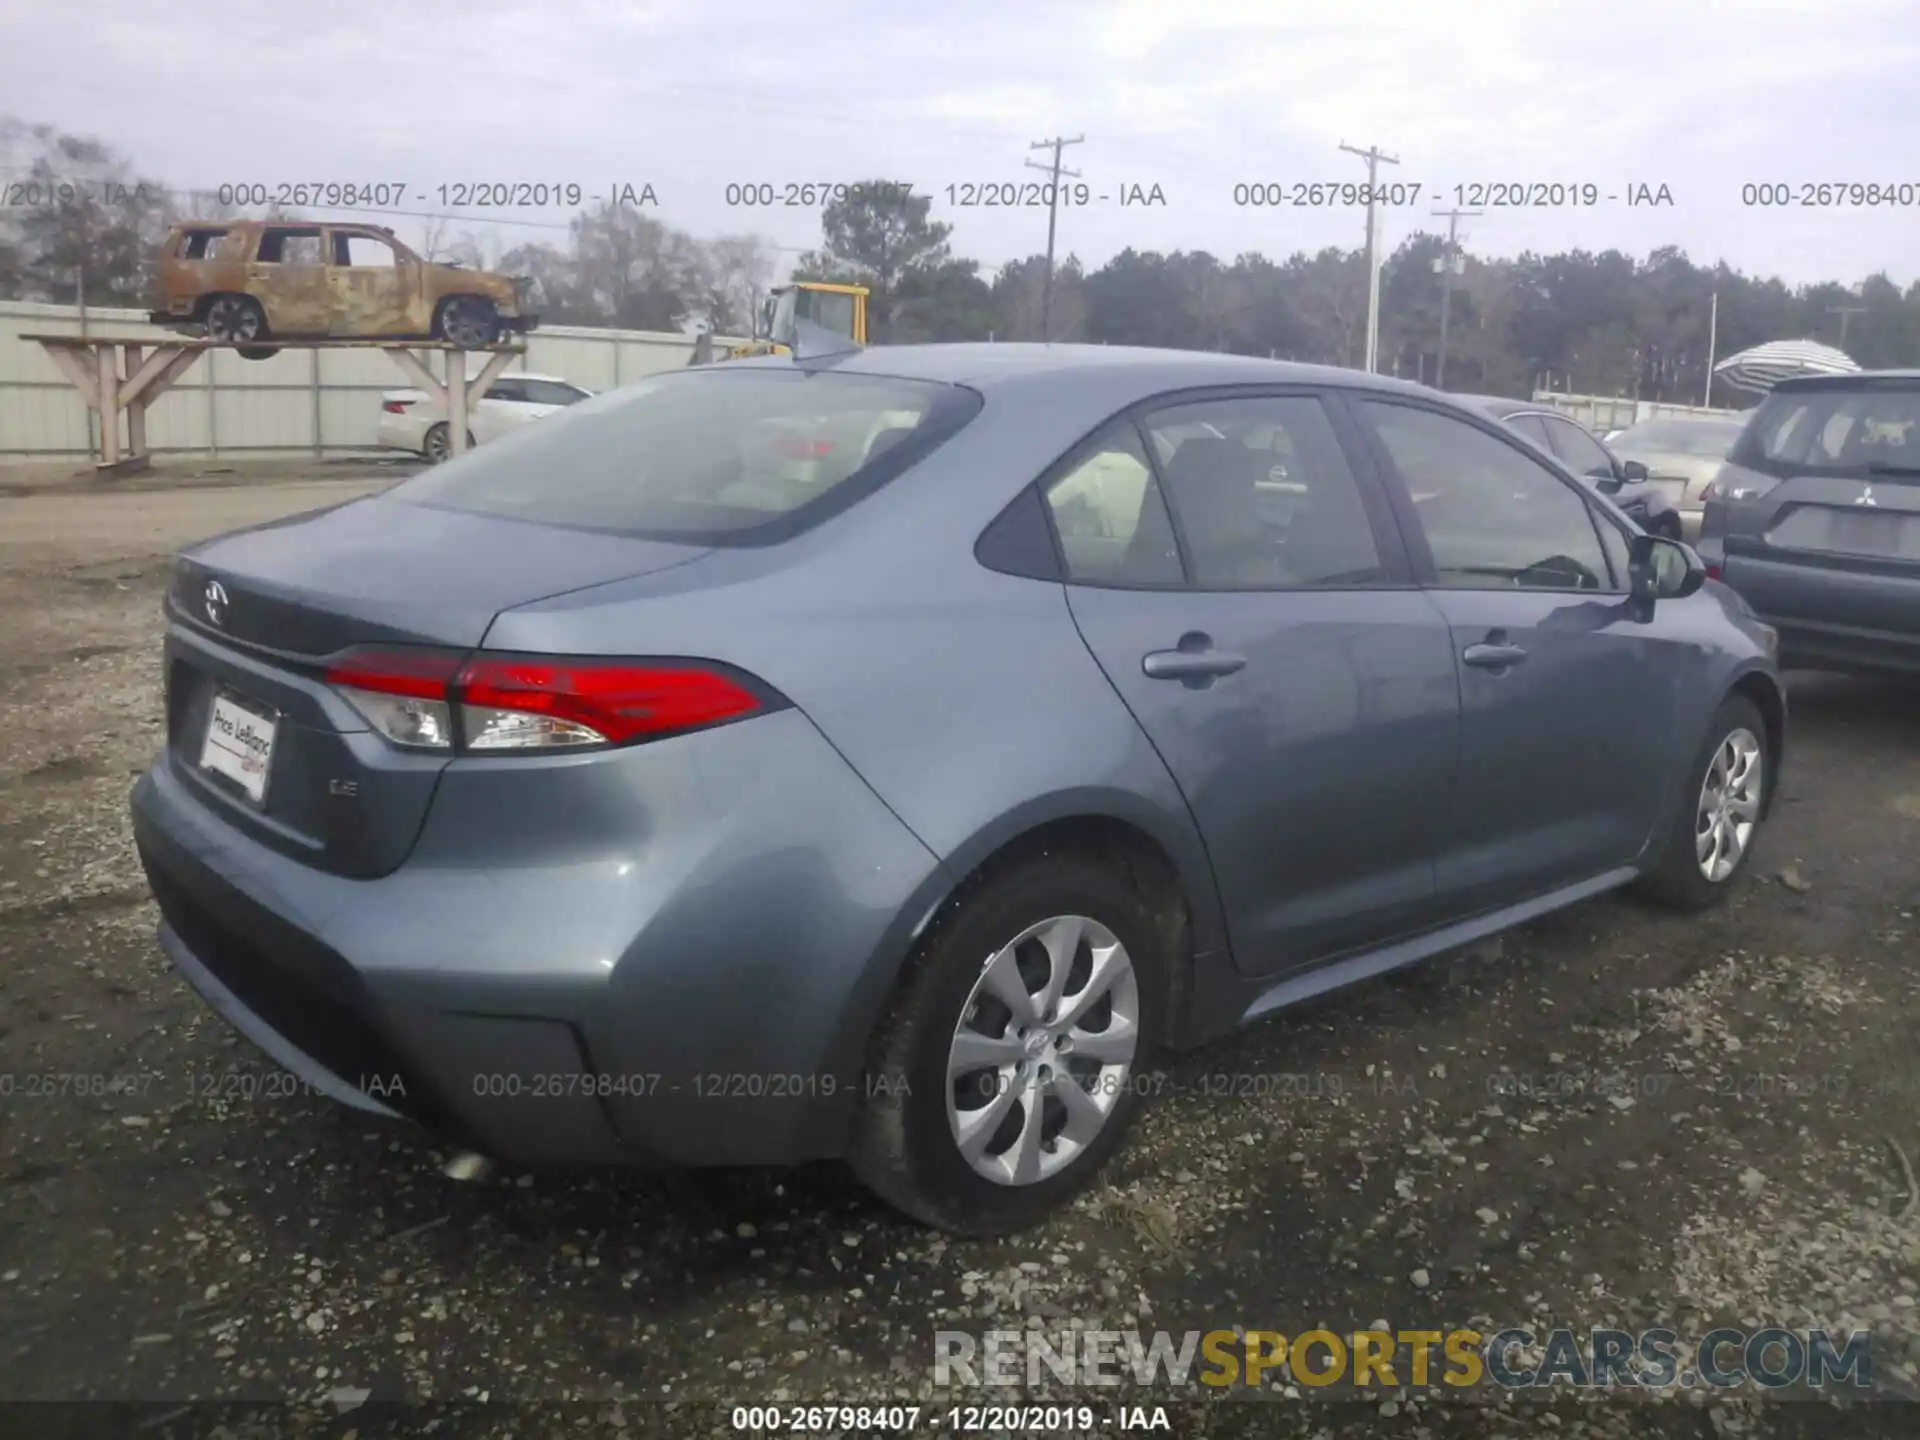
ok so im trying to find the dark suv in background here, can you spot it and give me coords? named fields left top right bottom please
left=1698, top=371, right=1920, bottom=674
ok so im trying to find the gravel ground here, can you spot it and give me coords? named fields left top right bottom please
left=2, top=465, right=1918, bottom=1439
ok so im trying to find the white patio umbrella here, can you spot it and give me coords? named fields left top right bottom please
left=1712, top=339, right=1860, bottom=395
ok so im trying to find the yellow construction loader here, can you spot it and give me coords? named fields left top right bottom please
left=693, top=282, right=868, bottom=364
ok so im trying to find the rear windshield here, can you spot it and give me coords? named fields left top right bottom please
left=1610, top=419, right=1743, bottom=457
left=389, top=368, right=981, bottom=543
left=1733, top=384, right=1920, bottom=477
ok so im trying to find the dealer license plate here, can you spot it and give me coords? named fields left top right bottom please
left=199, top=692, right=278, bottom=804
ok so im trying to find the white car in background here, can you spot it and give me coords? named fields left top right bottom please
left=377, top=372, right=594, bottom=462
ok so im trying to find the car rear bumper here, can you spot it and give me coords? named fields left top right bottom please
left=130, top=707, right=944, bottom=1168
left=1722, top=552, right=1920, bottom=673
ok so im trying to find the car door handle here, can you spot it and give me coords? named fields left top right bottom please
left=1462, top=642, right=1528, bottom=669
left=1142, top=647, right=1247, bottom=680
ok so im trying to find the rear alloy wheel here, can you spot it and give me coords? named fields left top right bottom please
left=853, top=853, right=1165, bottom=1234
left=1634, top=694, right=1769, bottom=911
left=422, top=423, right=475, bottom=463
left=204, top=295, right=278, bottom=358
left=436, top=296, right=499, bottom=348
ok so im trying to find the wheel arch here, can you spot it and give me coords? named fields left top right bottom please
left=1727, top=664, right=1787, bottom=820
left=812, top=794, right=1229, bottom=1154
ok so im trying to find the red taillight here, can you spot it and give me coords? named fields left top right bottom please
left=382, top=399, right=414, bottom=414
left=324, top=648, right=463, bottom=699
left=774, top=435, right=834, bottom=459
left=321, top=647, right=769, bottom=753
left=457, top=657, right=763, bottom=748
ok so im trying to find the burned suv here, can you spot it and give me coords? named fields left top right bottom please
left=150, top=220, right=537, bottom=360
left=1698, top=371, right=1920, bottom=674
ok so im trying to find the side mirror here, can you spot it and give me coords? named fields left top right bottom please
left=1629, top=533, right=1707, bottom=603
left=1621, top=459, right=1650, bottom=483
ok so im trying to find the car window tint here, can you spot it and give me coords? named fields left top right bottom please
left=391, top=369, right=979, bottom=543
left=1042, top=423, right=1182, bottom=586
left=1594, top=513, right=1633, bottom=592
left=1544, top=416, right=1615, bottom=476
left=1504, top=413, right=1552, bottom=448
left=484, top=380, right=526, bottom=403
left=522, top=379, right=587, bottom=406
left=1140, top=396, right=1384, bottom=588
left=1356, top=400, right=1610, bottom=592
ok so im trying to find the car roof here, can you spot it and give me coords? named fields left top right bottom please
left=740, top=343, right=1448, bottom=401
left=1453, top=393, right=1566, bottom=421
left=1771, top=369, right=1920, bottom=392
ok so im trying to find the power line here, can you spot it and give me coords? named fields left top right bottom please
left=1338, top=141, right=1399, bottom=373
left=1026, top=135, right=1084, bottom=341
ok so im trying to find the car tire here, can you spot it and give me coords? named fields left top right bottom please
left=851, top=852, right=1166, bottom=1235
left=1633, top=693, right=1770, bottom=912
left=422, top=423, right=475, bottom=463
left=435, top=296, right=500, bottom=348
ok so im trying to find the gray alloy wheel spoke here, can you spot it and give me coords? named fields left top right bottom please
left=1694, top=728, right=1762, bottom=883
left=978, top=945, right=1040, bottom=1026
left=1047, top=1072, right=1112, bottom=1139
left=1034, top=914, right=1085, bottom=1020
left=953, top=1076, right=1021, bottom=1163
left=948, top=1029, right=1023, bottom=1078
left=1054, top=941, right=1129, bottom=1031
left=1062, top=1014, right=1137, bottom=1064
left=1006, top=1079, right=1049, bottom=1184
left=946, top=913, right=1140, bottom=1188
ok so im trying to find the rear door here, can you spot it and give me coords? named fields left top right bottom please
left=1054, top=391, right=1460, bottom=977
left=1346, top=396, right=1688, bottom=916
left=326, top=229, right=413, bottom=336
left=1717, top=379, right=1920, bottom=651
left=249, top=226, right=330, bottom=335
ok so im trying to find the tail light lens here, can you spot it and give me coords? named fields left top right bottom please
left=382, top=399, right=414, bottom=415
left=325, top=648, right=463, bottom=749
left=323, top=647, right=774, bottom=753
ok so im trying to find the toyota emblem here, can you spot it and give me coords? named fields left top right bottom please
left=204, top=579, right=229, bottom=627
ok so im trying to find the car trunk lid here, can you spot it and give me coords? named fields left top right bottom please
left=164, top=494, right=709, bottom=877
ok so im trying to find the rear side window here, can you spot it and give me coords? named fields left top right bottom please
left=1736, top=384, right=1920, bottom=476
left=390, top=369, right=981, bottom=544
left=1042, top=423, right=1183, bottom=586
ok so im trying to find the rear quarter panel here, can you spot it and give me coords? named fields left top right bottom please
left=481, top=372, right=1233, bottom=1023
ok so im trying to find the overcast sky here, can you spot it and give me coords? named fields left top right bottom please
left=5, top=0, right=1917, bottom=290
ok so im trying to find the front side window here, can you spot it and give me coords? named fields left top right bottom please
left=390, top=368, right=980, bottom=543
left=1140, top=395, right=1385, bottom=588
left=333, top=232, right=400, bottom=267
left=257, top=227, right=324, bottom=265
left=1042, top=423, right=1182, bottom=586
left=1543, top=416, right=1616, bottom=478
left=1356, top=400, right=1611, bottom=591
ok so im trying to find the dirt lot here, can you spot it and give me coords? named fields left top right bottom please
left=2, top=464, right=1918, bottom=1438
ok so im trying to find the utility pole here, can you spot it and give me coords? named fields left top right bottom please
left=1830, top=303, right=1867, bottom=347
left=1027, top=135, right=1084, bottom=342
left=1430, top=205, right=1480, bottom=390
left=1703, top=290, right=1718, bottom=406
left=1339, top=141, right=1400, bottom=372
